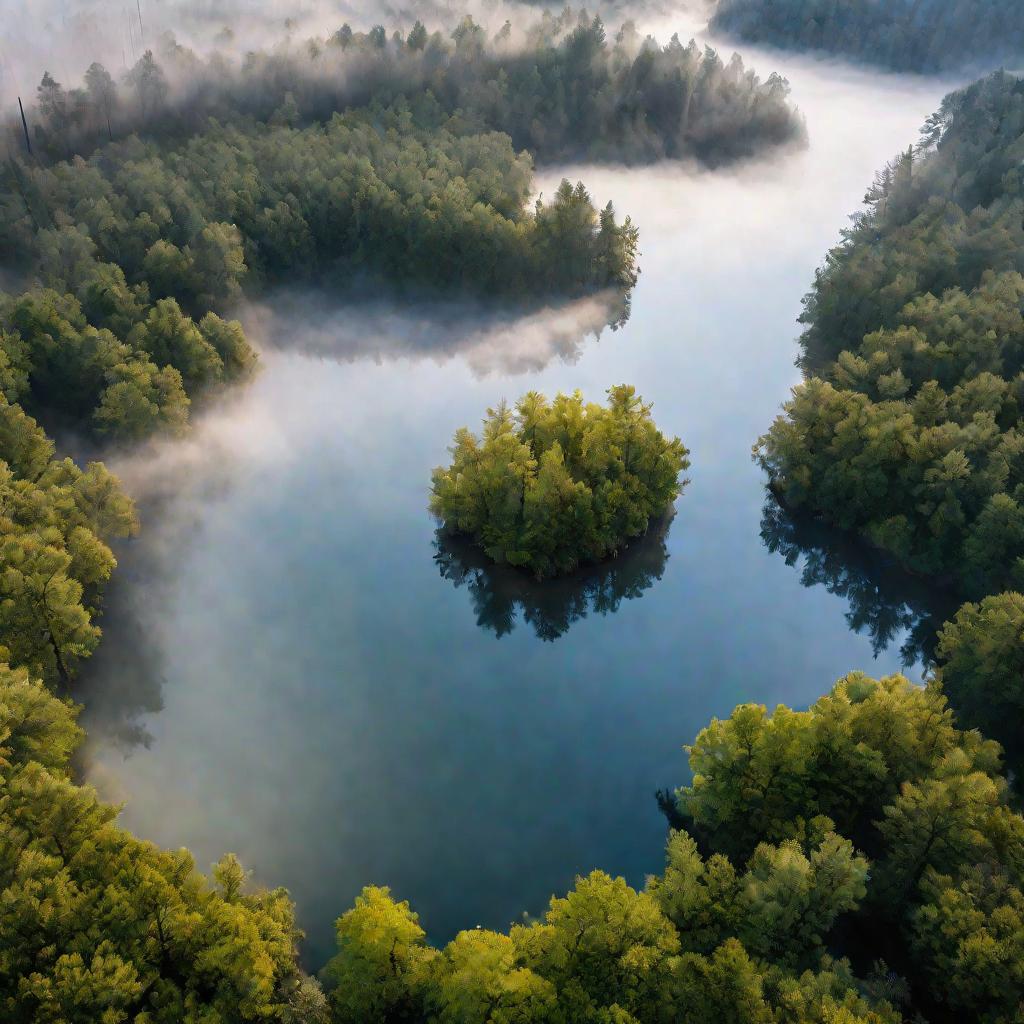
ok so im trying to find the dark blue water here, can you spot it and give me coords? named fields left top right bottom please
left=78, top=54, right=950, bottom=966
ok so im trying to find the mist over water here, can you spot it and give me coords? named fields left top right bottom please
left=65, top=18, right=956, bottom=968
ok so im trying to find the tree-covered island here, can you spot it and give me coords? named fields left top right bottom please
left=431, top=386, right=689, bottom=579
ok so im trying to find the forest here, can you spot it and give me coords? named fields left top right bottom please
left=430, top=387, right=689, bottom=578
left=15, top=10, right=806, bottom=168
left=756, top=70, right=1024, bottom=750
left=710, top=0, right=1024, bottom=73
left=1, top=3, right=1023, bottom=1023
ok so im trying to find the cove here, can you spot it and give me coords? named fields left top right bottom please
left=77, top=46, right=952, bottom=967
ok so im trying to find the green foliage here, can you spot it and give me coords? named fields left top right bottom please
left=0, top=664, right=307, bottom=1023
left=2, top=103, right=637, bottom=316
left=0, top=399, right=136, bottom=685
left=0, top=285, right=250, bottom=442
left=755, top=72, right=1024, bottom=731
left=664, top=672, right=1024, bottom=1021
left=911, top=867, right=1024, bottom=1023
left=323, top=847, right=902, bottom=1024
left=650, top=826, right=868, bottom=968
left=711, top=0, right=1024, bottom=73
left=934, top=592, right=1024, bottom=752
left=431, top=387, right=689, bottom=578
left=22, top=12, right=804, bottom=169
left=322, top=886, right=437, bottom=1023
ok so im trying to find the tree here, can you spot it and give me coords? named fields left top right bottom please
left=35, top=72, right=69, bottom=155
left=431, top=388, right=688, bottom=578
left=0, top=665, right=304, bottom=1022
left=84, top=62, right=117, bottom=139
left=430, top=930, right=556, bottom=1024
left=935, top=592, right=1024, bottom=746
left=128, top=298, right=224, bottom=393
left=911, top=866, right=1024, bottom=1022
left=513, top=870, right=679, bottom=1020
left=323, top=886, right=437, bottom=1023
left=127, top=50, right=167, bottom=118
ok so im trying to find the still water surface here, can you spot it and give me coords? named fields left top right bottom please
left=78, top=44, right=952, bottom=965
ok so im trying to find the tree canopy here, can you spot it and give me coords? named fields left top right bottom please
left=16, top=10, right=805, bottom=169
left=2, top=105, right=638, bottom=318
left=431, top=386, right=689, bottom=579
left=0, top=396, right=135, bottom=686
left=0, top=661, right=326, bottom=1023
left=756, top=71, right=1024, bottom=737
left=711, top=0, right=1024, bottom=73
left=318, top=673, right=1024, bottom=1024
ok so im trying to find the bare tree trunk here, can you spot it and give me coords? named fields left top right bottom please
left=17, top=97, right=31, bottom=154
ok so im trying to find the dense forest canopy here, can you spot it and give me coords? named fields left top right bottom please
left=314, top=673, right=1024, bottom=1024
left=0, top=397, right=136, bottom=685
left=430, top=386, right=689, bottom=578
left=3, top=107, right=637, bottom=313
left=1, top=22, right=652, bottom=442
left=12, top=9, right=805, bottom=168
left=0, top=663, right=315, bottom=1023
left=711, top=0, right=1024, bottom=73
left=756, top=71, right=1024, bottom=747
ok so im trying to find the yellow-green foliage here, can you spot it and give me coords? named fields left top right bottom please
left=0, top=398, right=136, bottom=685
left=0, top=664, right=312, bottom=1023
left=431, top=386, right=689, bottom=578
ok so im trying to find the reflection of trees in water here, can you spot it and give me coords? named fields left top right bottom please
left=73, top=554, right=167, bottom=755
left=435, top=513, right=673, bottom=641
left=249, top=290, right=628, bottom=377
left=760, top=493, right=960, bottom=667
left=761, top=494, right=1024, bottom=786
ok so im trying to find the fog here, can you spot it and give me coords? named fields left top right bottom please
left=44, top=6, right=960, bottom=965
left=244, top=292, right=623, bottom=376
left=0, top=0, right=699, bottom=115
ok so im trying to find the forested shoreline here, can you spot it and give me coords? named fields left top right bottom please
left=1, top=7, right=1023, bottom=1024
left=756, top=70, right=1024, bottom=755
left=711, top=0, right=1024, bottom=73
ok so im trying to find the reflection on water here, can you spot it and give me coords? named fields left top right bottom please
left=77, top=567, right=167, bottom=752
left=760, top=493, right=961, bottom=668
left=246, top=291, right=627, bottom=377
left=434, top=513, right=673, bottom=641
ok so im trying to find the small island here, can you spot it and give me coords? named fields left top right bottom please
left=430, top=385, right=689, bottom=579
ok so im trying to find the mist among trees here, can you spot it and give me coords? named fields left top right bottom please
left=13, top=9, right=806, bottom=168
left=1, top=4, right=1022, bottom=1023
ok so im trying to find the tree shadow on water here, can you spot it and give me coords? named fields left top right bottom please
left=434, top=513, right=673, bottom=641
left=73, top=557, right=168, bottom=756
left=760, top=493, right=961, bottom=669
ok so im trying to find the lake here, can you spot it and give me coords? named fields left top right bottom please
left=76, top=38, right=954, bottom=967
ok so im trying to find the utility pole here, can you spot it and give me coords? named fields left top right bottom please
left=17, top=96, right=31, bottom=154
left=136, top=0, right=144, bottom=41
